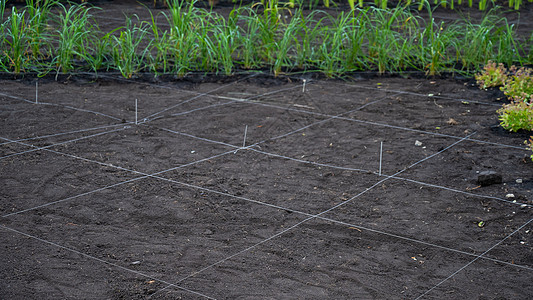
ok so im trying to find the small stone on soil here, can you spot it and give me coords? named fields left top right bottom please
left=477, top=171, right=502, bottom=186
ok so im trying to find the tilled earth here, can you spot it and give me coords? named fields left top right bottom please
left=1, top=72, right=532, bottom=299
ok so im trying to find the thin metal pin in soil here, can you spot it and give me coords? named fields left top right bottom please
left=35, top=81, right=38, bottom=104
left=243, top=125, right=248, bottom=148
left=234, top=125, right=248, bottom=154
left=379, top=141, right=383, bottom=176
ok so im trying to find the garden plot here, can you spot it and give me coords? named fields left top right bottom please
left=1, top=75, right=532, bottom=300
left=2, top=177, right=308, bottom=284
left=0, top=149, right=136, bottom=216
left=0, top=77, right=254, bottom=124
left=149, top=98, right=330, bottom=146
left=161, top=150, right=379, bottom=215
left=0, top=229, right=172, bottom=299
left=0, top=92, right=121, bottom=140
left=47, top=126, right=235, bottom=174
left=176, top=218, right=481, bottom=299
left=399, top=141, right=533, bottom=201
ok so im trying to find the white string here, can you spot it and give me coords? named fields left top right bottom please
left=5, top=127, right=523, bottom=273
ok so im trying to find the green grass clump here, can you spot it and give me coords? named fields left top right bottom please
left=54, top=2, right=94, bottom=73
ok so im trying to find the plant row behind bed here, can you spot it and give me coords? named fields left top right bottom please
left=1, top=0, right=531, bottom=78
left=8, top=0, right=533, bottom=11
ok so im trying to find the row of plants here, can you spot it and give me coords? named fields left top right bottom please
left=15, top=0, right=532, bottom=11
left=0, top=0, right=531, bottom=78
left=476, top=62, right=533, bottom=160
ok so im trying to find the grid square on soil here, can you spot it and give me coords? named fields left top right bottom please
left=0, top=227, right=175, bottom=299
left=177, top=218, right=479, bottom=299
left=2, top=177, right=307, bottom=284
left=47, top=125, right=234, bottom=174
left=0, top=142, right=33, bottom=157
left=483, top=222, right=532, bottom=267
left=0, top=94, right=121, bottom=140
left=160, top=149, right=380, bottom=215
left=242, top=81, right=396, bottom=116
left=0, top=150, right=136, bottom=216
left=259, top=117, right=460, bottom=175
left=420, top=258, right=533, bottom=299
left=149, top=100, right=330, bottom=146
left=398, top=141, right=533, bottom=202
left=321, top=179, right=532, bottom=255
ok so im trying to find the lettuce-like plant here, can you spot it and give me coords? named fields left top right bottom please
left=497, top=101, right=533, bottom=132
left=475, top=61, right=508, bottom=90
left=501, top=67, right=533, bottom=103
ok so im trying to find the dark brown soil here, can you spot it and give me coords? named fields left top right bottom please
left=1, top=2, right=533, bottom=300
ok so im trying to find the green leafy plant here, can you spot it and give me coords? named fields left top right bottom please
left=500, top=67, right=533, bottom=103
left=497, top=101, right=533, bottom=132
left=2, top=7, right=30, bottom=74
left=26, top=0, right=55, bottom=60
left=111, top=16, right=151, bottom=78
left=475, top=60, right=508, bottom=89
left=54, top=3, right=94, bottom=73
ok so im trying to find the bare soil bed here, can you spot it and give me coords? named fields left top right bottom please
left=1, top=1, right=533, bottom=300
left=1, top=71, right=532, bottom=299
